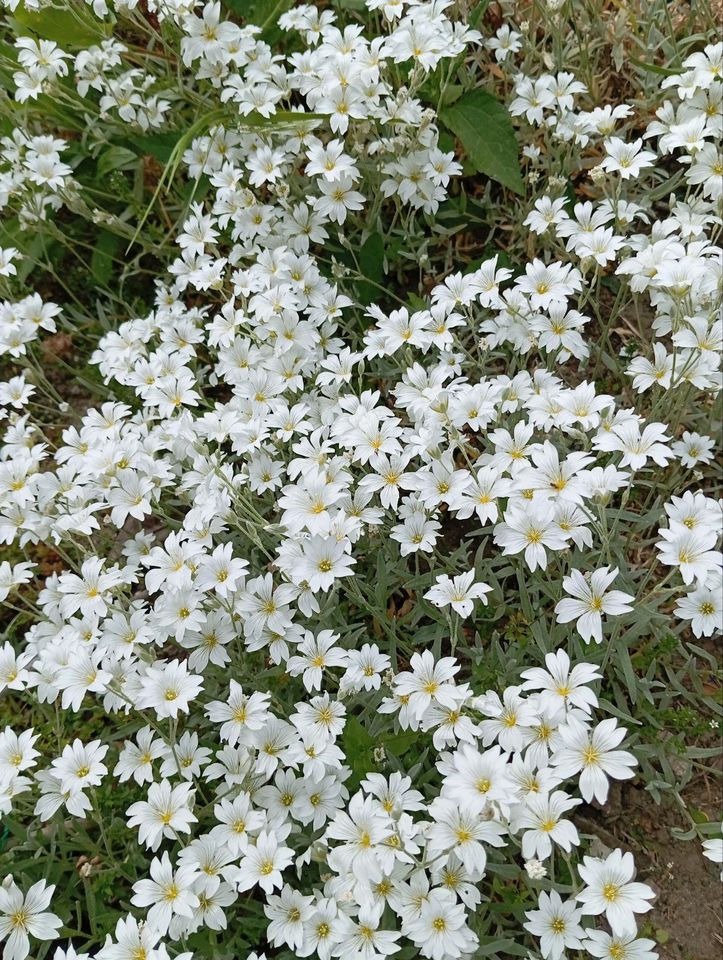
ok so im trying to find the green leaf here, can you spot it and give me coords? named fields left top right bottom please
left=629, top=57, right=677, bottom=76
left=130, top=132, right=185, bottom=165
left=440, top=89, right=524, bottom=195
left=468, top=0, right=491, bottom=30
left=341, top=716, right=374, bottom=789
left=223, top=0, right=293, bottom=40
left=359, top=232, right=385, bottom=283
left=355, top=232, right=385, bottom=305
left=407, top=292, right=427, bottom=311
left=11, top=1, right=109, bottom=46
left=688, top=806, right=711, bottom=825
left=97, top=146, right=138, bottom=180
left=382, top=730, right=418, bottom=756
left=90, top=230, right=121, bottom=286
left=474, top=937, right=531, bottom=957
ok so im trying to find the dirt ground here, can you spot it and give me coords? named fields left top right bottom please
left=585, top=778, right=722, bottom=960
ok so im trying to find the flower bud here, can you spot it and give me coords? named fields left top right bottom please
left=525, top=858, right=548, bottom=879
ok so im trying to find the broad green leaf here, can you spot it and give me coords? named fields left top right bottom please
left=97, top=146, right=138, bottom=180
left=356, top=232, right=385, bottom=305
left=440, top=89, right=524, bottom=195
left=223, top=0, right=293, bottom=39
left=0, top=39, right=18, bottom=97
left=11, top=2, right=109, bottom=46
left=468, top=0, right=491, bottom=29
left=407, top=292, right=427, bottom=311
left=382, top=730, right=418, bottom=756
left=359, top=232, right=385, bottom=283
left=90, top=230, right=121, bottom=286
left=130, top=131, right=186, bottom=164
left=341, top=715, right=374, bottom=789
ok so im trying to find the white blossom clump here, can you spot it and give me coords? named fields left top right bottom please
left=0, top=1, right=719, bottom=959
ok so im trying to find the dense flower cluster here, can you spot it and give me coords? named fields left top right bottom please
left=0, top=1, right=720, bottom=959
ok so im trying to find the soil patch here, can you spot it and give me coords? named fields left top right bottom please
left=585, top=781, right=722, bottom=960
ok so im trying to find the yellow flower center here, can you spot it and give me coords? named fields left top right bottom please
left=603, top=882, right=620, bottom=901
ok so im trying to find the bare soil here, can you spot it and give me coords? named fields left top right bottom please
left=586, top=779, right=722, bottom=960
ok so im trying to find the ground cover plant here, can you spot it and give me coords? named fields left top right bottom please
left=0, top=0, right=721, bottom=958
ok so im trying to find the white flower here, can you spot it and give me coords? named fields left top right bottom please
left=212, top=792, right=265, bottom=856
left=577, top=849, right=655, bottom=935
left=0, top=879, right=62, bottom=960
left=424, top=571, right=492, bottom=618
left=130, top=851, right=199, bottom=935
left=340, top=643, right=390, bottom=692
left=555, top=566, right=634, bottom=643
left=264, top=885, right=315, bottom=951
left=137, top=659, right=204, bottom=719
left=56, top=557, right=122, bottom=619
left=291, top=535, right=357, bottom=592
left=601, top=138, right=657, bottom=179
left=672, top=430, right=715, bottom=467
left=494, top=501, right=569, bottom=572
left=594, top=421, right=672, bottom=470
left=393, top=650, right=460, bottom=720
left=336, top=904, right=402, bottom=959
left=674, top=577, right=723, bottom=636
left=551, top=716, right=637, bottom=803
left=0, top=641, right=32, bottom=693
left=404, top=887, right=478, bottom=960
left=657, top=527, right=722, bottom=585
left=288, top=630, right=349, bottom=692
left=325, top=793, right=392, bottom=883
left=443, top=743, right=516, bottom=815
left=517, top=259, right=583, bottom=308
left=51, top=739, right=108, bottom=795
left=583, top=929, right=659, bottom=960
left=524, top=196, right=569, bottom=235
left=96, top=914, right=165, bottom=960
left=516, top=790, right=581, bottom=860
left=313, top=175, right=365, bottom=224
left=524, top=889, right=586, bottom=960
left=237, top=830, right=294, bottom=895
left=426, top=796, right=506, bottom=876
left=520, top=648, right=601, bottom=713
left=126, top=780, right=198, bottom=851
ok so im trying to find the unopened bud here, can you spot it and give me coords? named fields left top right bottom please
left=525, top=858, right=548, bottom=879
